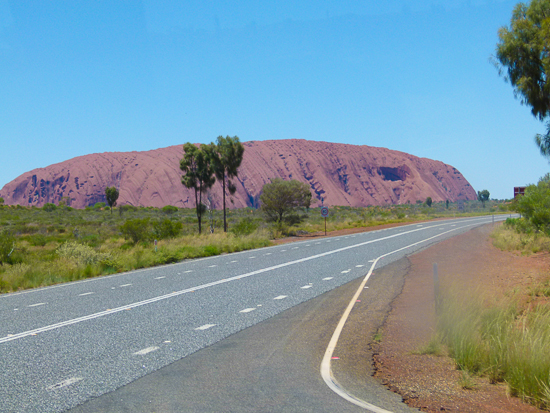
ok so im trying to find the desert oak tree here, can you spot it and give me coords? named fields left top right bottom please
left=180, top=143, right=215, bottom=234
left=478, top=189, right=490, bottom=207
left=209, top=136, right=245, bottom=232
left=105, top=186, right=119, bottom=214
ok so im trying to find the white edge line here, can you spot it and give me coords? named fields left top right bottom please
left=320, top=222, right=484, bottom=412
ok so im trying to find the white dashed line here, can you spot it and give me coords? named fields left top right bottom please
left=292, top=247, right=299, bottom=249
left=133, top=346, right=159, bottom=356
left=195, top=324, right=216, bottom=331
left=301, top=285, right=312, bottom=289
left=249, top=256, right=256, bottom=259
left=184, top=270, right=193, bottom=273
left=230, top=260, right=238, bottom=263
left=281, top=249, right=287, bottom=252
left=315, top=242, right=321, bottom=245
left=323, top=277, right=333, bottom=281
left=341, top=270, right=351, bottom=274
left=240, top=308, right=256, bottom=313
left=306, top=244, right=311, bottom=247
left=355, top=265, right=365, bottom=268
left=120, top=284, right=132, bottom=287
left=154, top=276, right=165, bottom=280
left=46, top=377, right=83, bottom=391
left=368, top=259, right=375, bottom=262
left=28, top=303, right=46, bottom=307
left=274, top=295, right=287, bottom=300
left=209, top=265, right=217, bottom=268
left=78, top=292, right=94, bottom=296
left=264, top=253, right=272, bottom=256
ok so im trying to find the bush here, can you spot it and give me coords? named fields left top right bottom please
left=152, top=219, right=182, bottom=239
left=0, top=231, right=15, bottom=263
left=56, top=241, right=112, bottom=265
left=231, top=218, right=259, bottom=236
left=162, top=205, right=178, bottom=214
left=514, top=178, right=550, bottom=233
left=43, top=203, right=57, bottom=212
left=119, top=218, right=151, bottom=244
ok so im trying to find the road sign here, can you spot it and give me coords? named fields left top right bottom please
left=321, top=206, right=329, bottom=217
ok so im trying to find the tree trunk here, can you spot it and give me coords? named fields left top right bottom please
left=194, top=187, right=201, bottom=235
left=222, top=175, right=227, bottom=232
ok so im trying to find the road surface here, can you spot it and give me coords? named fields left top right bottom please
left=0, top=215, right=509, bottom=412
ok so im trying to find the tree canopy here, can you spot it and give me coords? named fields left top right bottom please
left=209, top=136, right=245, bottom=232
left=105, top=187, right=119, bottom=214
left=495, top=0, right=550, bottom=157
left=260, top=178, right=313, bottom=226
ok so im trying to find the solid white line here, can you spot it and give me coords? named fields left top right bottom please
left=0, top=217, right=499, bottom=345
left=28, top=303, right=46, bottom=307
left=239, top=308, right=256, bottom=313
left=274, top=295, right=287, bottom=300
left=46, top=377, right=83, bottom=391
left=78, top=292, right=94, bottom=296
left=133, top=346, right=159, bottom=356
left=195, top=324, right=216, bottom=331
left=320, top=221, right=486, bottom=412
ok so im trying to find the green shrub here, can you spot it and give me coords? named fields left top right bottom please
left=56, top=241, right=111, bottom=265
left=152, top=219, right=182, bottom=239
left=0, top=231, right=15, bottom=264
left=231, top=218, right=259, bottom=237
left=162, top=205, right=178, bottom=214
left=43, top=203, right=57, bottom=212
left=119, top=218, right=151, bottom=244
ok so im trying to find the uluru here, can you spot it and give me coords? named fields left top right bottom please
left=0, top=139, right=477, bottom=209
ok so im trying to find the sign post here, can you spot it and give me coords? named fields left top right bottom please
left=320, top=206, right=329, bottom=236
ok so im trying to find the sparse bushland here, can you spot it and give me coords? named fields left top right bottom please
left=0, top=199, right=510, bottom=293
left=435, top=284, right=550, bottom=409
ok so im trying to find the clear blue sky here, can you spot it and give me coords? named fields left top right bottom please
left=0, top=0, right=547, bottom=200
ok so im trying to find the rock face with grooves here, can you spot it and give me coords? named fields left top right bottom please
left=0, top=139, right=477, bottom=209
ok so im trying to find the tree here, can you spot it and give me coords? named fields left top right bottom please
left=260, top=178, right=313, bottom=227
left=495, top=0, right=550, bottom=158
left=446, top=199, right=450, bottom=209
left=209, top=136, right=245, bottom=232
left=105, top=187, right=119, bottom=214
left=180, top=143, right=215, bottom=234
left=477, top=189, right=490, bottom=207
left=514, top=177, right=550, bottom=232
left=426, top=197, right=433, bottom=207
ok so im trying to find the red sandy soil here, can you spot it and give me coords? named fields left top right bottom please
left=373, top=224, right=550, bottom=413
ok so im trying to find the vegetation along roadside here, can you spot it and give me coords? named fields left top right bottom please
left=0, top=196, right=508, bottom=294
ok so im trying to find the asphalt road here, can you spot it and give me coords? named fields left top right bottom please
left=0, top=215, right=510, bottom=412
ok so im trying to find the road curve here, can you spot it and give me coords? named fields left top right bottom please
left=0, top=215, right=510, bottom=412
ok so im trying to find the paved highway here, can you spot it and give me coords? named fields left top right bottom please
left=1, top=215, right=510, bottom=412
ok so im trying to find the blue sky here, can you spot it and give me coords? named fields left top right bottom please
left=0, top=0, right=547, bottom=200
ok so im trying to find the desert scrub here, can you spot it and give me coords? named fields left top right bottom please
left=491, top=222, right=550, bottom=254
left=436, top=286, right=550, bottom=408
